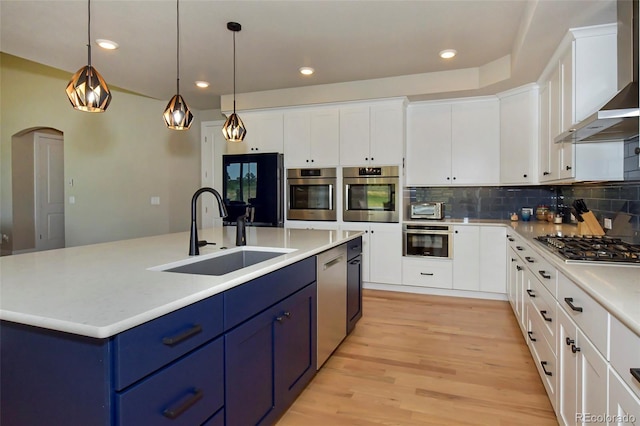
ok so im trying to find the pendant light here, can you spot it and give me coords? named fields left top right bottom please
left=65, top=0, right=112, bottom=112
left=163, top=0, right=193, bottom=130
left=222, top=22, right=247, bottom=142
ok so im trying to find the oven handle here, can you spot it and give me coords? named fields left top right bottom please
left=402, top=230, right=452, bottom=235
left=329, top=184, right=333, bottom=211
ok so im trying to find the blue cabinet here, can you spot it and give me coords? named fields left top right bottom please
left=347, top=237, right=363, bottom=334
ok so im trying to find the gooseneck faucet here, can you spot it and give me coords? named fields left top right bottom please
left=189, top=187, right=228, bottom=256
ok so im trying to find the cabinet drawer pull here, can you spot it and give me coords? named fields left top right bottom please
left=511, top=257, right=517, bottom=262
left=566, top=337, right=575, bottom=346
left=540, top=310, right=552, bottom=322
left=162, top=324, right=203, bottom=347
left=526, top=289, right=536, bottom=298
left=631, top=368, right=640, bottom=383
left=540, top=361, right=553, bottom=376
left=349, top=259, right=361, bottom=265
left=525, top=256, right=535, bottom=263
left=508, top=237, right=515, bottom=242
left=571, top=344, right=581, bottom=354
left=163, top=388, right=203, bottom=419
left=564, top=297, right=583, bottom=312
left=516, top=265, right=524, bottom=271
left=420, top=272, right=434, bottom=276
left=538, top=270, right=551, bottom=279
left=516, top=246, right=524, bottom=251
left=527, top=331, right=536, bottom=342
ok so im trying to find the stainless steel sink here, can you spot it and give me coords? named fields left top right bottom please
left=152, top=247, right=295, bottom=276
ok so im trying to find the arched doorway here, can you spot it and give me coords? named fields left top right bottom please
left=11, top=127, right=65, bottom=253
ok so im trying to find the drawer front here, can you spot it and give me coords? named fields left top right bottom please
left=609, top=367, right=640, bottom=424
left=521, top=251, right=557, bottom=297
left=202, top=408, right=224, bottom=426
left=401, top=258, right=453, bottom=289
left=224, top=256, right=316, bottom=330
left=611, top=316, right=640, bottom=399
left=557, top=273, right=609, bottom=358
left=113, top=294, right=224, bottom=390
left=347, top=237, right=363, bottom=260
left=526, top=275, right=557, bottom=354
left=527, top=305, right=558, bottom=411
left=117, top=337, right=224, bottom=425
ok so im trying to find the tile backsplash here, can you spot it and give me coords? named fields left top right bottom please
left=408, top=182, right=640, bottom=240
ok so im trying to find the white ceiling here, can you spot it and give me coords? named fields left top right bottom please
left=0, top=0, right=618, bottom=110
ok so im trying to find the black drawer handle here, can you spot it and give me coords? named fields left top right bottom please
left=349, top=259, right=361, bottom=265
left=162, top=324, right=203, bottom=347
left=516, top=265, right=524, bottom=271
left=538, top=270, right=551, bottom=280
left=420, top=272, right=434, bottom=276
left=564, top=297, right=583, bottom=312
left=511, top=257, right=517, bottom=262
left=631, top=368, right=640, bottom=383
left=526, top=289, right=536, bottom=298
left=566, top=337, right=575, bottom=346
left=508, top=237, right=515, bottom=242
left=525, top=256, right=535, bottom=263
left=163, top=388, right=203, bottom=419
left=540, top=310, right=552, bottom=322
left=540, top=361, right=553, bottom=376
left=571, top=344, right=581, bottom=354
left=527, top=331, right=536, bottom=342
left=516, top=246, right=524, bottom=251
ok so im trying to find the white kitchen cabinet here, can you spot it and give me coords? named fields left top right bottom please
left=452, top=225, right=506, bottom=293
left=339, top=99, right=405, bottom=166
left=225, top=110, right=284, bottom=154
left=538, top=24, right=623, bottom=183
left=609, top=368, right=640, bottom=426
left=406, top=98, right=500, bottom=186
left=283, top=107, right=339, bottom=167
left=401, top=257, right=452, bottom=289
left=507, top=245, right=527, bottom=332
left=342, top=223, right=401, bottom=285
left=499, top=85, right=538, bottom=185
left=558, top=308, right=608, bottom=426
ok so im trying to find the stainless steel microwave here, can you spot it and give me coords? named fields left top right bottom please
left=409, top=202, right=444, bottom=220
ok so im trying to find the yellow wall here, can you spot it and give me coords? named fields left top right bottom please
left=0, top=53, right=203, bottom=250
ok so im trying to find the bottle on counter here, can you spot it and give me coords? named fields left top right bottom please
left=510, top=212, right=519, bottom=221
left=536, top=205, right=549, bottom=221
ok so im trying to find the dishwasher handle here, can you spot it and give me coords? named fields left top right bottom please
left=323, top=255, right=344, bottom=270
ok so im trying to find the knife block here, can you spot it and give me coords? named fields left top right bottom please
left=577, top=212, right=605, bottom=236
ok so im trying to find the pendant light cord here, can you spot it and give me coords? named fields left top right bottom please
left=233, top=29, right=236, bottom=113
left=87, top=0, right=92, bottom=67
left=176, top=0, right=180, bottom=95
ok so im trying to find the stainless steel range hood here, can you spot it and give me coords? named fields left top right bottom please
left=555, top=0, right=638, bottom=144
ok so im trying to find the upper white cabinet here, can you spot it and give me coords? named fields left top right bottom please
left=406, top=97, right=500, bottom=186
left=538, top=24, right=624, bottom=183
left=283, top=106, right=339, bottom=168
left=225, top=110, right=284, bottom=154
left=498, top=85, right=539, bottom=185
left=339, top=99, right=405, bottom=166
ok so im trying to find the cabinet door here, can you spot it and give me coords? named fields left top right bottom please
left=561, top=47, right=574, bottom=133
left=479, top=226, right=506, bottom=293
left=347, top=254, right=363, bottom=334
left=405, top=103, right=452, bottom=185
left=548, top=66, right=562, bottom=178
left=452, top=226, right=480, bottom=291
left=576, top=328, right=608, bottom=425
left=339, top=106, right=370, bottom=165
left=558, top=308, right=578, bottom=426
left=370, top=102, right=404, bottom=165
left=500, top=88, right=538, bottom=184
left=310, top=108, right=340, bottom=166
left=342, top=223, right=371, bottom=282
left=368, top=224, right=402, bottom=285
left=284, top=110, right=311, bottom=167
left=274, top=283, right=317, bottom=411
left=228, top=111, right=283, bottom=154
left=538, top=82, right=553, bottom=181
left=225, top=306, right=276, bottom=426
left=451, top=99, right=500, bottom=185
left=609, top=368, right=640, bottom=426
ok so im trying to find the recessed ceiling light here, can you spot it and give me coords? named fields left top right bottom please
left=96, top=39, right=119, bottom=50
left=299, top=67, right=314, bottom=76
left=439, top=49, right=457, bottom=59
left=195, top=81, right=210, bottom=88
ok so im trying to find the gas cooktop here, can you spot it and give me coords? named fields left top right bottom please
left=534, top=235, right=640, bottom=265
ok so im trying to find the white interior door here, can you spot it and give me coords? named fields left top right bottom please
left=35, top=133, right=65, bottom=251
left=201, top=121, right=225, bottom=228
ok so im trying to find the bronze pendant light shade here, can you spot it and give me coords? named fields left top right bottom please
left=222, top=21, right=247, bottom=142
left=163, top=0, right=193, bottom=130
left=66, top=0, right=112, bottom=112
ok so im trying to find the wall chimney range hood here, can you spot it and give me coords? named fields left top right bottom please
left=556, top=0, right=639, bottom=144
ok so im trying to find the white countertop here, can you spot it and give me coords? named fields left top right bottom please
left=406, top=218, right=640, bottom=336
left=0, top=227, right=362, bottom=339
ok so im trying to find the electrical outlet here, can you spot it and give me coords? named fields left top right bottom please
left=603, top=217, right=612, bottom=230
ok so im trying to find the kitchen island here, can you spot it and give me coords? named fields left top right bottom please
left=0, top=226, right=363, bottom=426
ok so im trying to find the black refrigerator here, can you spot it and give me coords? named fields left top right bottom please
left=222, top=153, right=284, bottom=227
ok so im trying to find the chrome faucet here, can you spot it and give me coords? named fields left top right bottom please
left=189, top=187, right=228, bottom=256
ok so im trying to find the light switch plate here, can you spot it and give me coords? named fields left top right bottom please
left=151, top=196, right=160, bottom=205
left=604, top=218, right=612, bottom=230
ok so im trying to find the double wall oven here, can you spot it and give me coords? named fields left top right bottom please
left=343, top=166, right=400, bottom=223
left=287, top=168, right=337, bottom=221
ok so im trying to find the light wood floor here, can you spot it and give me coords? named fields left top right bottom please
left=277, top=289, right=558, bottom=426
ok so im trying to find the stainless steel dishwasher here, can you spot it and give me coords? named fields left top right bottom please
left=316, top=244, right=347, bottom=369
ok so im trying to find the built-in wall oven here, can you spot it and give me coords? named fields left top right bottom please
left=403, top=224, right=453, bottom=258
left=343, top=166, right=400, bottom=223
left=287, top=168, right=337, bottom=221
